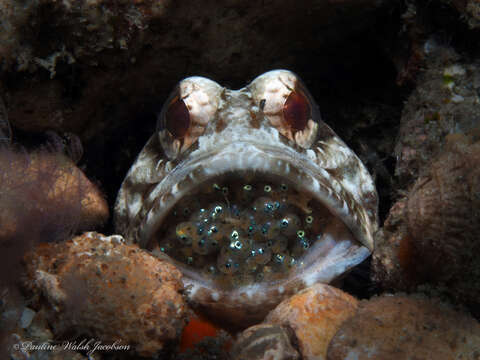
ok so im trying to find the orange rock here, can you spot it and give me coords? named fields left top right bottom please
left=265, top=283, right=358, bottom=360
left=327, top=294, right=480, bottom=360
left=24, top=232, right=188, bottom=357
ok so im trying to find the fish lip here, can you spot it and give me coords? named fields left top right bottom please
left=140, top=140, right=375, bottom=252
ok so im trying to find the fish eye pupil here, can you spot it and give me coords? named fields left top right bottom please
left=165, top=97, right=190, bottom=139
left=283, top=91, right=310, bottom=131
left=260, top=99, right=266, bottom=110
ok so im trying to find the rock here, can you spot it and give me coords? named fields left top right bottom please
left=0, top=147, right=109, bottom=298
left=23, top=232, right=188, bottom=357
left=0, top=0, right=392, bottom=139
left=0, top=148, right=108, bottom=241
left=449, top=0, right=480, bottom=28
left=327, top=294, right=480, bottom=360
left=265, top=283, right=358, bottom=360
left=19, top=307, right=36, bottom=329
left=231, top=323, right=299, bottom=360
left=394, top=44, right=480, bottom=186
left=371, top=132, right=480, bottom=313
left=0, top=95, right=10, bottom=144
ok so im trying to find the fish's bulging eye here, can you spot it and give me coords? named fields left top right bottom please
left=165, top=97, right=190, bottom=139
left=249, top=70, right=320, bottom=149
left=158, top=76, right=222, bottom=159
left=283, top=91, right=310, bottom=132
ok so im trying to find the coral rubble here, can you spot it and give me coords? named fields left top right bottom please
left=23, top=232, right=188, bottom=357
left=265, top=284, right=358, bottom=360
left=327, top=294, right=480, bottom=360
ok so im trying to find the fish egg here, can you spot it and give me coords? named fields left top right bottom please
left=217, top=250, right=241, bottom=274
left=176, top=222, right=196, bottom=245
left=278, top=213, right=301, bottom=236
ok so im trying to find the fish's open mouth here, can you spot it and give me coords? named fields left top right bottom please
left=113, top=70, right=379, bottom=326
left=147, top=170, right=362, bottom=289
left=123, top=136, right=375, bottom=304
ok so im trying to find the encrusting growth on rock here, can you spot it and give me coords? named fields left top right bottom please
left=23, top=232, right=188, bottom=357
left=265, top=283, right=358, bottom=360
left=372, top=131, right=480, bottom=312
left=327, top=294, right=480, bottom=360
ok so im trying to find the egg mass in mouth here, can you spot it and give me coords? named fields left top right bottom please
left=150, top=171, right=340, bottom=289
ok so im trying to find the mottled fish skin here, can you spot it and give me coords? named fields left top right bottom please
left=114, top=70, right=378, bottom=325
